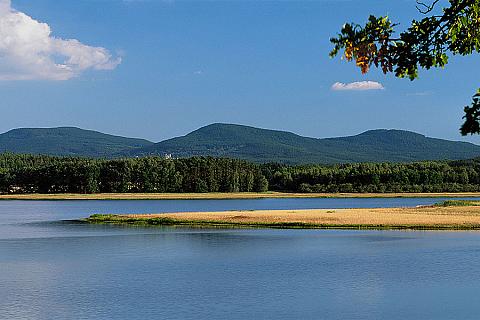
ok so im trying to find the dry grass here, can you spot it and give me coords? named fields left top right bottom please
left=95, top=205, right=480, bottom=230
left=3, top=192, right=480, bottom=200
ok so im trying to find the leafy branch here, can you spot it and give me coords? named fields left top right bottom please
left=330, top=0, right=480, bottom=134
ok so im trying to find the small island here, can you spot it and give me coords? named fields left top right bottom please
left=85, top=200, right=480, bottom=230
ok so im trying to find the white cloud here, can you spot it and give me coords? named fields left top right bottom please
left=331, top=81, right=384, bottom=91
left=0, top=0, right=121, bottom=81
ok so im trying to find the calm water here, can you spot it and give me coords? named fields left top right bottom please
left=2, top=198, right=480, bottom=319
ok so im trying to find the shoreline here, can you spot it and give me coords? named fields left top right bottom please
left=3, top=192, right=480, bottom=201
left=85, top=202, right=480, bottom=230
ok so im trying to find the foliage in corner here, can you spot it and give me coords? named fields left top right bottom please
left=330, top=0, right=480, bottom=134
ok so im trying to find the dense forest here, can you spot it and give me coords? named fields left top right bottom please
left=0, top=154, right=268, bottom=193
left=262, top=160, right=480, bottom=193
left=1, top=153, right=480, bottom=194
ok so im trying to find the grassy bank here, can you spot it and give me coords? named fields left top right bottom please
left=434, top=200, right=480, bottom=207
left=3, top=192, right=480, bottom=201
left=85, top=201, right=480, bottom=230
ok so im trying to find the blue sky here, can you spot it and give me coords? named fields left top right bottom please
left=1, top=0, right=480, bottom=144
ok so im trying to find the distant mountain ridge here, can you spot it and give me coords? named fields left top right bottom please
left=132, top=123, right=480, bottom=163
left=1, top=124, right=480, bottom=164
left=0, top=127, right=153, bottom=158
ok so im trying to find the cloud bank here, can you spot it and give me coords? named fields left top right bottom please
left=331, top=81, right=384, bottom=91
left=0, top=0, right=121, bottom=80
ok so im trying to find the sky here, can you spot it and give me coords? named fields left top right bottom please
left=1, top=0, right=480, bottom=144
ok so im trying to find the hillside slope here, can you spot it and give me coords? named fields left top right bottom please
left=2, top=124, right=479, bottom=164
left=131, top=123, right=480, bottom=163
left=0, top=127, right=153, bottom=158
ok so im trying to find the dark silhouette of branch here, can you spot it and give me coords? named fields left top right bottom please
left=416, top=0, right=440, bottom=14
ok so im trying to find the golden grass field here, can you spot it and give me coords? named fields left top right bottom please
left=87, top=203, right=480, bottom=230
left=3, top=192, right=480, bottom=200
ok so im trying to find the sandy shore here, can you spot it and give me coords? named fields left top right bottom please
left=3, top=192, right=480, bottom=200
left=86, top=204, right=480, bottom=230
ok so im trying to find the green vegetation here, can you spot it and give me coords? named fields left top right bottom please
left=0, top=153, right=268, bottom=194
left=129, top=123, right=480, bottom=164
left=2, top=153, right=480, bottom=195
left=88, top=214, right=177, bottom=225
left=262, top=158, right=480, bottom=193
left=435, top=200, right=480, bottom=207
left=0, top=127, right=153, bottom=158
left=330, top=0, right=480, bottom=134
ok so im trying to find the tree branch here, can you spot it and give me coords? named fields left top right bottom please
left=416, top=0, right=440, bottom=14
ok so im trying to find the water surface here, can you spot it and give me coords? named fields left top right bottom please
left=1, top=198, right=480, bottom=319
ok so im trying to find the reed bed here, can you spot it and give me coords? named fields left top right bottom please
left=86, top=204, right=480, bottom=230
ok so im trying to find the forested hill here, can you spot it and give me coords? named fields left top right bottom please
left=0, top=127, right=153, bottom=158
left=130, top=123, right=480, bottom=164
left=1, top=124, right=480, bottom=164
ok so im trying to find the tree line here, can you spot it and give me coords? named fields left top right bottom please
left=262, top=159, right=480, bottom=193
left=0, top=154, right=268, bottom=194
left=1, top=153, right=480, bottom=194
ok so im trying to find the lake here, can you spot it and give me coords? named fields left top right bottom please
left=2, top=197, right=480, bottom=319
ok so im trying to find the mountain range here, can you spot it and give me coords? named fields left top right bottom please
left=0, top=127, right=152, bottom=158
left=1, top=123, right=480, bottom=164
